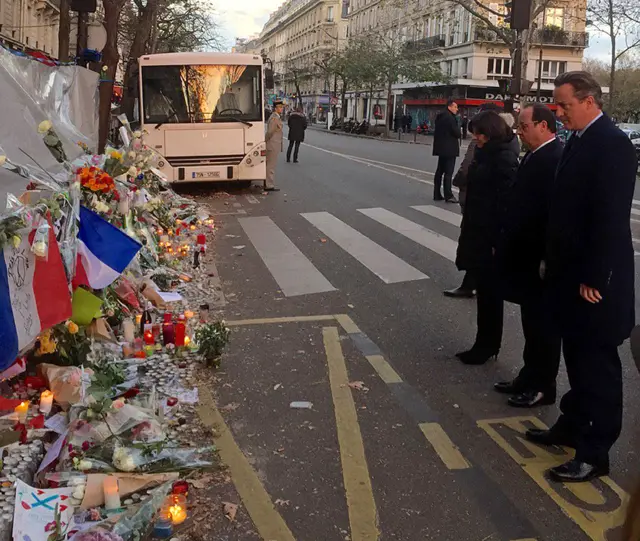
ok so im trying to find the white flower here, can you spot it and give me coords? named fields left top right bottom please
left=113, top=447, right=136, bottom=472
left=77, top=459, right=93, bottom=471
left=38, top=120, right=53, bottom=134
left=133, top=130, right=142, bottom=138
left=128, top=151, right=137, bottom=159
left=128, top=166, right=137, bottom=177
left=0, top=156, right=6, bottom=166
left=32, top=240, right=47, bottom=258
left=93, top=200, right=110, bottom=214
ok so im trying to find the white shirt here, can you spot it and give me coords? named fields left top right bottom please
left=577, top=111, right=603, bottom=137
left=531, top=136, right=556, bottom=154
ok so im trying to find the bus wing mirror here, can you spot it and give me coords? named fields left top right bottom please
left=264, top=68, right=275, bottom=90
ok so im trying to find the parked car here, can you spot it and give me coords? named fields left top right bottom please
left=621, top=128, right=640, bottom=146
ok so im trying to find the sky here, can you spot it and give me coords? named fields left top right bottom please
left=212, top=0, right=283, bottom=50
left=211, top=0, right=612, bottom=62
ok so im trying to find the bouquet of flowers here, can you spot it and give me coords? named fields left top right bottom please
left=38, top=120, right=68, bottom=164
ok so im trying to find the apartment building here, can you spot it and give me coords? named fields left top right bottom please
left=0, top=0, right=60, bottom=58
left=259, top=0, right=348, bottom=121
left=347, top=0, right=588, bottom=126
left=232, top=36, right=261, bottom=55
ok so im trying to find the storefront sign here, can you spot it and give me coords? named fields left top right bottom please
left=484, top=93, right=555, bottom=103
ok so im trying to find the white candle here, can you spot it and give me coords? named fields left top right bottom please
left=39, top=391, right=53, bottom=414
left=103, top=476, right=121, bottom=510
left=122, top=318, right=135, bottom=343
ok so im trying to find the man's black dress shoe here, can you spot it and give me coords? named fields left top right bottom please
left=508, top=389, right=556, bottom=408
left=549, top=459, right=609, bottom=482
left=494, top=378, right=525, bottom=395
left=525, top=428, right=575, bottom=448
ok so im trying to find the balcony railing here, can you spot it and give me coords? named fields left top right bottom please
left=473, top=27, right=589, bottom=47
left=405, top=35, right=446, bottom=52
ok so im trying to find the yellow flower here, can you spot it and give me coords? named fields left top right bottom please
left=66, top=321, right=79, bottom=334
left=11, top=236, right=21, bottom=248
left=38, top=120, right=53, bottom=134
left=110, top=151, right=123, bottom=161
left=37, top=330, right=57, bottom=355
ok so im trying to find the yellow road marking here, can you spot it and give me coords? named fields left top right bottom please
left=197, top=387, right=296, bottom=541
left=335, top=313, right=362, bottom=334
left=227, top=314, right=336, bottom=326
left=419, top=422, right=472, bottom=470
left=478, top=416, right=628, bottom=541
left=365, top=354, right=403, bottom=384
left=323, top=327, right=379, bottom=541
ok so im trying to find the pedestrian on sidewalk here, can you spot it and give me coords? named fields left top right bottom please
left=461, top=115, right=469, bottom=139
left=432, top=99, right=461, bottom=203
left=394, top=112, right=401, bottom=132
left=445, top=103, right=501, bottom=299
left=287, top=106, right=307, bottom=163
left=454, top=110, right=518, bottom=365
left=525, top=71, right=637, bottom=483
left=494, top=103, right=563, bottom=408
left=265, top=100, right=284, bottom=192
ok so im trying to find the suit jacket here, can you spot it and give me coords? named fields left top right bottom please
left=499, top=137, right=563, bottom=303
left=265, top=112, right=283, bottom=153
left=287, top=112, right=307, bottom=142
left=432, top=110, right=460, bottom=157
left=546, top=114, right=638, bottom=345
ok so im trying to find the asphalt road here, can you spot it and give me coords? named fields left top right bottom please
left=192, top=128, right=640, bottom=541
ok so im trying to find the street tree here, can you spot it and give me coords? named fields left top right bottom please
left=57, top=0, right=71, bottom=62
left=283, top=57, right=314, bottom=108
left=584, top=55, right=640, bottom=121
left=585, top=0, right=640, bottom=110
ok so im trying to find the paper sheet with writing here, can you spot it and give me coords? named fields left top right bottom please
left=13, top=480, right=74, bottom=541
left=38, top=430, right=68, bottom=473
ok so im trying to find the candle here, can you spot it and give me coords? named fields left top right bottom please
left=184, top=310, right=195, bottom=319
left=15, top=402, right=28, bottom=423
left=160, top=235, right=170, bottom=244
left=144, top=330, right=154, bottom=345
left=163, top=312, right=173, bottom=323
left=122, top=318, right=135, bottom=343
left=39, top=391, right=53, bottom=414
left=163, top=323, right=175, bottom=345
left=175, top=316, right=186, bottom=347
left=184, top=336, right=191, bottom=346
left=164, top=494, right=187, bottom=525
left=135, top=314, right=142, bottom=326
left=103, top=476, right=121, bottom=510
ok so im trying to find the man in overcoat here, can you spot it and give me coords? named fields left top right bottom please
left=265, top=100, right=284, bottom=192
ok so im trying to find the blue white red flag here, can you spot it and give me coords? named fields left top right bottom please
left=0, top=219, right=72, bottom=370
left=73, top=206, right=142, bottom=290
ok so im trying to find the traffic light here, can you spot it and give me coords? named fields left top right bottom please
left=504, top=0, right=532, bottom=30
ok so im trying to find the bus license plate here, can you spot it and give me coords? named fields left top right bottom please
left=192, top=171, right=221, bottom=179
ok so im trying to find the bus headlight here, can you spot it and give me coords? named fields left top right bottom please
left=158, top=160, right=165, bottom=168
left=253, top=151, right=259, bottom=156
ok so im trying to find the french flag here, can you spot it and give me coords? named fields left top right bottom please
left=73, top=206, right=142, bottom=290
left=0, top=219, right=72, bottom=370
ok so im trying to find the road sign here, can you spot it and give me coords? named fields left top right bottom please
left=330, top=96, right=339, bottom=106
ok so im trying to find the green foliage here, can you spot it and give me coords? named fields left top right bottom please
left=195, top=320, right=230, bottom=366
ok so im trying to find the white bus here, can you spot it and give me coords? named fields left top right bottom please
left=138, top=52, right=269, bottom=185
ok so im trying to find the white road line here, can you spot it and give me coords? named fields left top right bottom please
left=412, top=205, right=462, bottom=227
left=245, top=194, right=260, bottom=204
left=633, top=199, right=640, bottom=207
left=632, top=208, right=640, bottom=217
left=238, top=216, right=336, bottom=297
left=232, top=202, right=242, bottom=208
left=301, top=211, right=429, bottom=283
left=359, top=208, right=458, bottom=263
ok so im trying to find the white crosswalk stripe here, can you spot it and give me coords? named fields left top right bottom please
left=238, top=216, right=336, bottom=297
left=411, top=205, right=462, bottom=227
left=301, top=211, right=429, bottom=283
left=358, top=208, right=458, bottom=263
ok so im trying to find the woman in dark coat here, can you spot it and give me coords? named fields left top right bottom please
left=455, top=111, right=519, bottom=365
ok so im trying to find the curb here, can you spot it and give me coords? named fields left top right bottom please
left=309, top=125, right=432, bottom=146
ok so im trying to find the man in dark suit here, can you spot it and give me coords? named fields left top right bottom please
left=432, top=99, right=460, bottom=203
left=494, top=104, right=563, bottom=408
left=526, top=71, right=638, bottom=482
left=286, top=106, right=307, bottom=163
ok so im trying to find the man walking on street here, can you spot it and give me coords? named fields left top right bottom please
left=494, top=103, right=563, bottom=408
left=287, top=106, right=307, bottom=163
left=433, top=99, right=460, bottom=202
left=265, top=100, right=284, bottom=192
left=526, top=72, right=637, bottom=482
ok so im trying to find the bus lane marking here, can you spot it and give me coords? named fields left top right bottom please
left=477, top=416, right=628, bottom=541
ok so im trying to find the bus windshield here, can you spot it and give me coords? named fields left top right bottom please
left=142, top=64, right=263, bottom=124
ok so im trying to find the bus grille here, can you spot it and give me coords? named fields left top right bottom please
left=166, top=155, right=244, bottom=167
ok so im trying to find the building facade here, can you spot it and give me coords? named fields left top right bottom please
left=346, top=0, right=588, bottom=126
left=0, top=0, right=60, bottom=58
left=232, top=36, right=261, bottom=55
left=259, top=0, right=348, bottom=122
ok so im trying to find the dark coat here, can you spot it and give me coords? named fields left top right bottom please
left=546, top=114, right=638, bottom=345
left=432, top=110, right=461, bottom=157
left=455, top=134, right=519, bottom=271
left=287, top=112, right=307, bottom=142
left=498, top=137, right=563, bottom=304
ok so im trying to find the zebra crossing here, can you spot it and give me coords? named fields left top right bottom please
left=237, top=201, right=640, bottom=298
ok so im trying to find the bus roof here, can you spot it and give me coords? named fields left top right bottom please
left=139, top=52, right=263, bottom=66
